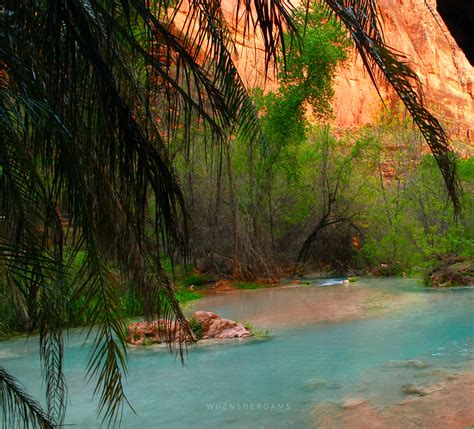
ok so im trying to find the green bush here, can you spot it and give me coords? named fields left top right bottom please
left=188, top=317, right=203, bottom=340
left=181, top=273, right=209, bottom=287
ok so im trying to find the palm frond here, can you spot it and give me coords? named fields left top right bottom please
left=0, top=367, right=55, bottom=429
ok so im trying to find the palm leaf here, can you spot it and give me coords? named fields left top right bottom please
left=0, top=367, right=55, bottom=429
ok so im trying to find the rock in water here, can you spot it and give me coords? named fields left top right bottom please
left=127, top=320, right=194, bottom=346
left=385, top=360, right=429, bottom=369
left=127, top=311, right=253, bottom=346
left=193, top=311, right=253, bottom=339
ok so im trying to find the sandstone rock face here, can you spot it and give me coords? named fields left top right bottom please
left=332, top=0, right=473, bottom=145
left=216, top=0, right=473, bottom=146
left=127, top=320, right=194, bottom=346
left=193, top=311, right=253, bottom=339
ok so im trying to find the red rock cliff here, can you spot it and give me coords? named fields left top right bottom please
left=332, top=0, right=473, bottom=144
left=224, top=0, right=474, bottom=145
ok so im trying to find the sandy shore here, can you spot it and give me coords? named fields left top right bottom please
left=312, top=372, right=474, bottom=428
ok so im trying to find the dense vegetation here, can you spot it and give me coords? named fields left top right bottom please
left=176, top=9, right=473, bottom=279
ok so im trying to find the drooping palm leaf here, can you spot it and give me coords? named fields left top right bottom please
left=0, top=367, right=54, bottom=429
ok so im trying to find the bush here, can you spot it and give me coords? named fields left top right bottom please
left=181, top=273, right=209, bottom=287
left=188, top=317, right=203, bottom=339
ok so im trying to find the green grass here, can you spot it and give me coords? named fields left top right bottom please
left=188, top=317, right=203, bottom=339
left=174, top=288, right=203, bottom=305
left=234, top=281, right=264, bottom=290
left=243, top=321, right=272, bottom=338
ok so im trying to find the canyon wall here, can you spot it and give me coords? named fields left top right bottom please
left=331, top=0, right=473, bottom=146
left=227, top=0, right=474, bottom=147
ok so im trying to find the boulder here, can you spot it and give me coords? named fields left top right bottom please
left=426, top=256, right=474, bottom=288
left=127, top=320, right=194, bottom=346
left=193, top=311, right=253, bottom=339
left=127, top=311, right=253, bottom=346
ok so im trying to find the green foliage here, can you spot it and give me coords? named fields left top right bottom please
left=0, top=280, right=23, bottom=337
left=357, top=120, right=474, bottom=274
left=188, top=317, right=203, bottom=340
left=254, top=4, right=350, bottom=161
left=174, top=288, right=203, bottom=305
left=181, top=273, right=209, bottom=287
left=242, top=321, right=271, bottom=338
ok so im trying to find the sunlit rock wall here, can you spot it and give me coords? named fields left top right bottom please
left=218, top=0, right=473, bottom=147
left=332, top=0, right=473, bottom=146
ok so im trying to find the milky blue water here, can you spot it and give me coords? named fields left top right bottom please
left=1, top=279, right=473, bottom=428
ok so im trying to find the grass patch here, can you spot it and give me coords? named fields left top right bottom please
left=234, top=281, right=264, bottom=290
left=188, top=317, right=203, bottom=340
left=243, top=321, right=272, bottom=338
left=174, top=288, right=203, bottom=306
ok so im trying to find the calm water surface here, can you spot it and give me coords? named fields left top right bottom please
left=1, top=278, right=473, bottom=428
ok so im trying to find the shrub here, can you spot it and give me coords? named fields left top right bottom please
left=181, top=273, right=209, bottom=287
left=188, top=317, right=203, bottom=340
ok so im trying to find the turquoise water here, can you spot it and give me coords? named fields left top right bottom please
left=1, top=279, right=473, bottom=428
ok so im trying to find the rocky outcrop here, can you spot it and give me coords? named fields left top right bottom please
left=332, top=0, right=474, bottom=146
left=193, top=311, right=253, bottom=339
left=426, top=255, right=474, bottom=287
left=127, top=320, right=194, bottom=346
left=126, top=311, right=252, bottom=346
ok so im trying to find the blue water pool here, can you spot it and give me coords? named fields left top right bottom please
left=1, top=278, right=473, bottom=428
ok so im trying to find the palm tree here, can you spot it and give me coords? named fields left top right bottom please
left=0, top=0, right=459, bottom=427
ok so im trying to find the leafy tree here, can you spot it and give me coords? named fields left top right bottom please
left=0, top=0, right=460, bottom=428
